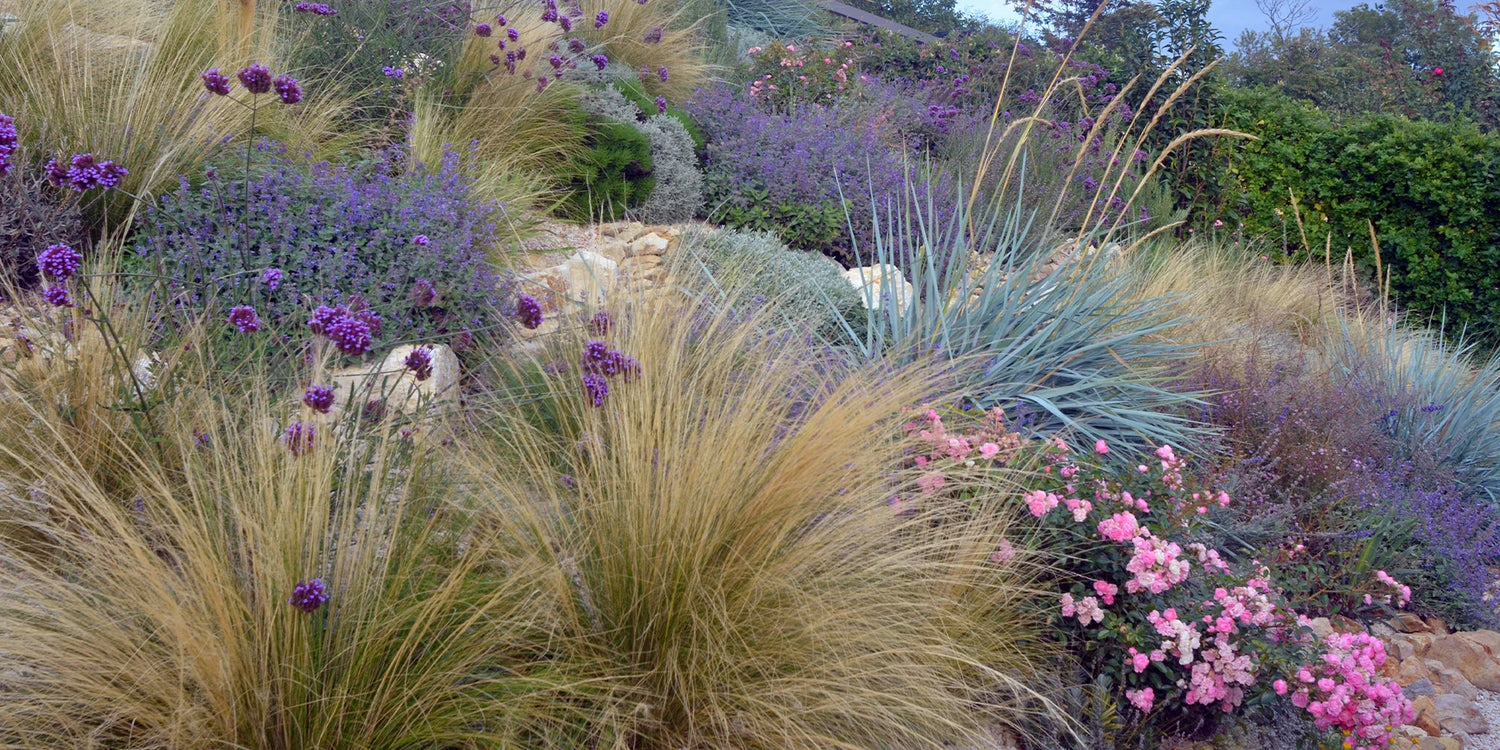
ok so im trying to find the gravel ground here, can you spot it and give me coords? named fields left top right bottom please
left=1452, top=690, right=1500, bottom=750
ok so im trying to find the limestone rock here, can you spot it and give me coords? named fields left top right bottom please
left=596, top=239, right=630, bottom=263
left=328, top=344, right=459, bottom=416
left=843, top=263, right=914, bottom=315
left=1458, top=629, right=1500, bottom=657
left=526, top=250, right=618, bottom=306
left=1427, top=634, right=1500, bottom=691
left=1424, top=659, right=1480, bottom=700
left=1412, top=695, right=1441, bottom=736
left=627, top=233, right=670, bottom=257
left=1434, top=692, right=1489, bottom=734
left=1418, top=737, right=1463, bottom=750
left=1404, top=678, right=1437, bottom=698
left=1393, top=613, right=1431, bottom=633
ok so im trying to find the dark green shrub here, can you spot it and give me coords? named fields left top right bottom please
left=1215, top=87, right=1500, bottom=342
left=560, top=110, right=655, bottom=222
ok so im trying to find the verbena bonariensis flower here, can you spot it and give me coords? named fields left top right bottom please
left=283, top=420, right=315, bottom=456
left=201, top=67, right=231, bottom=96
left=404, top=346, right=433, bottom=381
left=42, top=285, right=73, bottom=307
left=591, top=54, right=609, bottom=70
left=558, top=14, right=572, bottom=31
left=655, top=95, right=667, bottom=114
left=37, top=243, right=82, bottom=281
left=228, top=305, right=261, bottom=333
left=496, top=13, right=508, bottom=25
left=46, top=154, right=128, bottom=191
left=303, top=383, right=335, bottom=413
left=237, top=63, right=273, bottom=95
left=582, top=372, right=608, bottom=406
left=568, top=38, right=585, bottom=53
left=658, top=66, right=669, bottom=82
left=507, top=26, right=520, bottom=41
left=515, top=293, right=543, bottom=329
left=408, top=278, right=437, bottom=307
left=288, top=577, right=328, bottom=612
left=308, top=303, right=380, bottom=356
left=293, top=2, right=337, bottom=14
left=582, top=340, right=639, bottom=379
left=588, top=310, right=611, bottom=335
left=262, top=267, right=283, bottom=290
left=594, top=10, right=608, bottom=27
left=0, top=112, right=18, bottom=176
left=273, top=75, right=302, bottom=105
left=474, top=22, right=492, bottom=36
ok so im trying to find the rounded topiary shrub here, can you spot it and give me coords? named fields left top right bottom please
left=130, top=142, right=501, bottom=356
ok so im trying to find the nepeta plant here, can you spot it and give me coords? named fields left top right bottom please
left=131, top=142, right=501, bottom=356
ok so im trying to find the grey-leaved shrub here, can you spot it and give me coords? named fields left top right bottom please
left=636, top=115, right=703, bottom=224
left=677, top=226, right=863, bottom=338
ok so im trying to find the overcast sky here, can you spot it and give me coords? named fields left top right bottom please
left=953, top=0, right=1381, bottom=48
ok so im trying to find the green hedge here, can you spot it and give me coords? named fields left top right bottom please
left=1216, top=87, right=1500, bottom=342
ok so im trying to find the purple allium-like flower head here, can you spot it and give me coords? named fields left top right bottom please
left=201, top=67, right=231, bottom=95
left=283, top=420, right=315, bottom=456
left=558, top=14, right=572, bottom=31
left=0, top=112, right=14, bottom=176
left=288, top=577, right=328, bottom=612
left=293, top=2, right=337, bottom=14
left=595, top=10, right=608, bottom=27
left=591, top=53, right=609, bottom=70
left=37, top=243, right=82, bottom=281
left=568, top=37, right=585, bottom=53
left=657, top=66, right=669, bottom=82
left=237, top=63, right=273, bottom=94
left=490, top=53, right=501, bottom=65
left=654, top=95, right=667, bottom=114
left=49, top=153, right=128, bottom=192
left=536, top=76, right=550, bottom=92
left=408, top=278, right=437, bottom=307
left=508, top=26, right=520, bottom=41
left=262, top=267, right=283, bottom=291
left=582, top=372, right=608, bottom=406
left=474, top=22, right=492, bottom=36
left=549, top=54, right=564, bottom=69
left=273, top=74, right=302, bottom=104
left=496, top=13, right=508, bottom=25
left=515, top=293, right=543, bottom=329
left=541, top=3, right=558, bottom=22
left=42, top=284, right=74, bottom=308
left=589, top=310, right=612, bottom=335
left=404, top=346, right=433, bottom=381
left=303, top=383, right=335, bottom=413
left=642, top=25, right=662, bottom=43
left=382, top=66, right=405, bottom=78
left=44, top=157, right=67, bottom=186
left=228, top=305, right=261, bottom=333
left=307, top=304, right=377, bottom=356
left=412, top=234, right=430, bottom=246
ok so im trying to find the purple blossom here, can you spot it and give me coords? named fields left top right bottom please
left=515, top=293, right=543, bottom=329
left=382, top=66, right=405, bottom=78
left=412, top=234, right=430, bottom=246
left=201, top=67, right=231, bottom=96
left=582, top=372, right=608, bottom=406
left=37, top=243, right=82, bottom=281
left=237, top=63, right=273, bottom=95
left=273, top=75, right=303, bottom=105
left=591, top=53, right=609, bottom=70
left=283, top=420, right=315, bottom=456
left=655, top=95, right=667, bottom=114
left=303, top=383, right=335, bottom=413
left=42, top=285, right=73, bottom=308
left=657, top=66, right=669, bottom=82
left=642, top=25, right=662, bottom=43
left=474, top=22, right=492, bottom=36
left=0, top=112, right=15, bottom=176
left=288, top=577, right=328, bottom=612
left=403, top=346, right=433, bottom=381
left=293, top=2, right=337, bottom=14
left=496, top=13, right=508, bottom=25
left=46, top=153, right=128, bottom=191
left=228, top=305, right=261, bottom=333
left=541, top=1, right=558, bottom=22
left=568, top=38, right=585, bottom=53
left=508, top=26, right=520, bottom=41
left=595, top=10, right=608, bottom=27
left=589, top=310, right=612, bottom=335
left=308, top=303, right=378, bottom=356
left=536, top=76, right=550, bottom=93
left=549, top=54, right=565, bottom=69
left=558, top=14, right=572, bottom=31
left=262, top=267, right=283, bottom=290
left=409, top=278, right=437, bottom=307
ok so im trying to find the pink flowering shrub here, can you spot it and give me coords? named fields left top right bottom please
left=900, top=406, right=1414, bottom=746
left=742, top=41, right=862, bottom=113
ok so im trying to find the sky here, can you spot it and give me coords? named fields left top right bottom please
left=953, top=0, right=1371, bottom=48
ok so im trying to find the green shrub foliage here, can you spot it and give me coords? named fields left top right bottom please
left=561, top=103, right=656, bottom=223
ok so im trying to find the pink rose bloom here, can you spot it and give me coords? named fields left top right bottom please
left=1126, top=687, right=1154, bottom=712
left=917, top=472, right=946, bottom=494
left=1131, top=651, right=1150, bottom=673
left=990, top=538, right=1016, bottom=563
left=1273, top=679, right=1288, bottom=695
left=979, top=442, right=1000, bottom=458
left=1093, top=580, right=1118, bottom=605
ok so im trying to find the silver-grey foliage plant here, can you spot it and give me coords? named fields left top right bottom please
left=637, top=115, right=703, bottom=224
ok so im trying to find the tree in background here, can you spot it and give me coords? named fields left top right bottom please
left=845, top=0, right=972, bottom=34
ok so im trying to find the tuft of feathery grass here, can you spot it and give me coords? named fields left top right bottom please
left=462, top=288, right=1064, bottom=748
left=579, top=0, right=713, bottom=100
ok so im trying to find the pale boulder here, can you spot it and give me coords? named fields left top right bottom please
left=843, top=263, right=914, bottom=315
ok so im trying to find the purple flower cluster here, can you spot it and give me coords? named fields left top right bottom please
left=588, top=309, right=611, bottom=336
left=595, top=10, right=608, bottom=27
left=303, top=383, right=336, bottom=413
left=582, top=372, right=608, bottom=406
left=474, top=22, right=492, bottom=36
left=0, top=112, right=16, bottom=176
left=228, top=305, right=262, bottom=333
left=576, top=340, right=639, bottom=406
left=237, top=63, right=273, bottom=94
left=288, top=577, right=328, bottom=612
left=591, top=53, right=609, bottom=70
left=293, top=2, right=337, bottom=14
left=515, top=293, right=544, bottom=329
left=404, top=345, right=433, bottom=381
left=382, top=66, right=405, bottom=79
left=642, top=25, right=662, bottom=44
left=37, top=243, right=82, bottom=281
left=42, top=285, right=73, bottom=308
left=654, top=95, right=668, bottom=114
left=201, top=67, right=231, bottom=96
left=283, top=420, right=315, bottom=456
left=262, top=267, right=283, bottom=291
left=273, top=74, right=303, bottom=105
left=134, top=142, right=500, bottom=351
left=44, top=153, right=127, bottom=192
left=308, top=300, right=381, bottom=356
